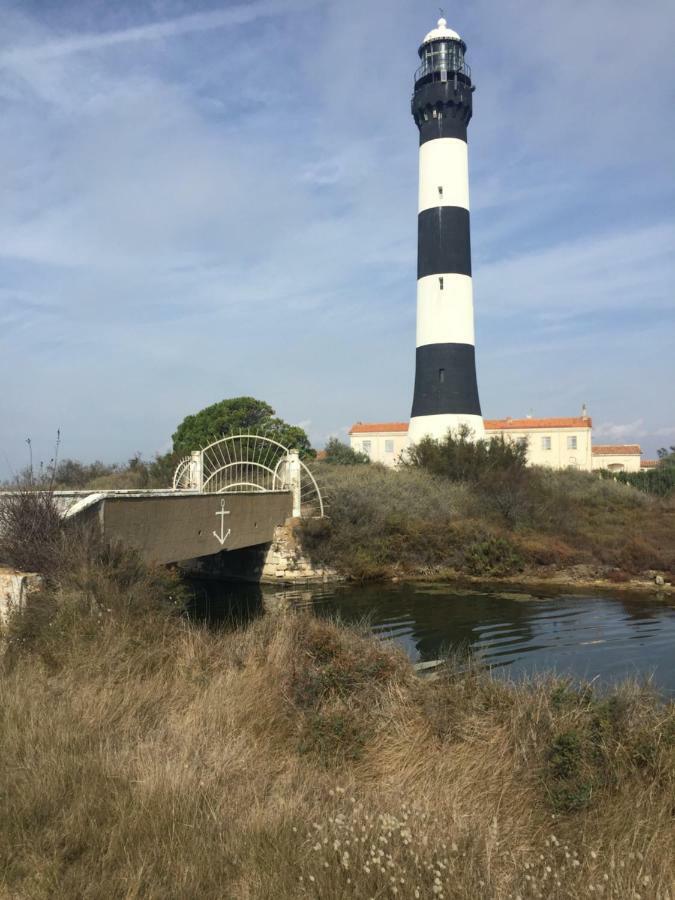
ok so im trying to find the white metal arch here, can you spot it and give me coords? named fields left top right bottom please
left=172, top=433, right=324, bottom=517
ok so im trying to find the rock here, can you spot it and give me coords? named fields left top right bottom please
left=655, top=574, right=665, bottom=586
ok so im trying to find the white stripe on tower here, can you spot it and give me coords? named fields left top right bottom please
left=408, top=17, right=484, bottom=445
left=418, top=138, right=469, bottom=212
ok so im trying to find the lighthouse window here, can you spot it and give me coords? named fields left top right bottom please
left=439, top=276, right=444, bottom=290
left=438, top=186, right=443, bottom=199
left=438, top=368, right=445, bottom=383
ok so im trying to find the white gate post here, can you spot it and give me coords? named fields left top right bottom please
left=287, top=450, right=302, bottom=517
left=189, top=450, right=203, bottom=491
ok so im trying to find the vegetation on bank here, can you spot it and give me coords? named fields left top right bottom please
left=1, top=531, right=673, bottom=899
left=300, top=432, right=675, bottom=582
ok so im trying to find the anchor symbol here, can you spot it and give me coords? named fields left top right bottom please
left=213, top=499, right=231, bottom=546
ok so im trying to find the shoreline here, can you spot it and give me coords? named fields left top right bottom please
left=400, top=569, right=674, bottom=598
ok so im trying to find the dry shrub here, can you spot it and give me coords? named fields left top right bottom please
left=617, top=536, right=668, bottom=575
left=300, top=465, right=474, bottom=578
left=0, top=489, right=63, bottom=574
left=301, top=464, right=675, bottom=583
left=1, top=587, right=673, bottom=899
left=517, top=534, right=583, bottom=568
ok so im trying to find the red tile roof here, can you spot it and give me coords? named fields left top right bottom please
left=349, top=422, right=409, bottom=434
left=592, top=444, right=641, bottom=456
left=484, top=417, right=592, bottom=430
left=640, top=459, right=659, bottom=469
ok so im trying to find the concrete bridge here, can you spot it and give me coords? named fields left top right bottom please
left=1, top=435, right=325, bottom=572
left=57, top=488, right=293, bottom=565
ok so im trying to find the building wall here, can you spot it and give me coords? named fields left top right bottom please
left=350, top=432, right=408, bottom=466
left=350, top=424, right=595, bottom=470
left=486, top=426, right=593, bottom=471
left=591, top=453, right=641, bottom=473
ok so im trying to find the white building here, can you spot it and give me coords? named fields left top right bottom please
left=349, top=415, right=643, bottom=473
left=591, top=445, right=642, bottom=472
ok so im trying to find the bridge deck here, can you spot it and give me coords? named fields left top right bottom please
left=0, top=489, right=293, bottom=565
left=73, top=491, right=294, bottom=564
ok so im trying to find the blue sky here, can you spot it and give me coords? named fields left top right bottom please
left=1, top=0, right=674, bottom=476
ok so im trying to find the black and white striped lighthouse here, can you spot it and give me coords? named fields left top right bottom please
left=408, top=17, right=484, bottom=444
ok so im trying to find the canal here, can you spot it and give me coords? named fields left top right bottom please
left=189, top=579, right=675, bottom=695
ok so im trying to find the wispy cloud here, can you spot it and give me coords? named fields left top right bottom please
left=0, top=0, right=673, bottom=473
left=0, top=0, right=306, bottom=65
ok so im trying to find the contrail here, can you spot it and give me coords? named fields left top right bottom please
left=0, top=0, right=314, bottom=66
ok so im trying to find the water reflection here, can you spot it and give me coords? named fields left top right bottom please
left=186, top=578, right=675, bottom=695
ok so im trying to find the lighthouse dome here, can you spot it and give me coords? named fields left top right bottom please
left=421, top=17, right=461, bottom=45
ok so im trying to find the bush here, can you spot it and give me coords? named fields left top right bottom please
left=299, top=464, right=473, bottom=577
left=464, top=535, right=524, bottom=577
left=0, top=489, right=63, bottom=574
left=600, top=466, right=675, bottom=497
left=403, top=425, right=528, bottom=483
left=322, top=437, right=370, bottom=465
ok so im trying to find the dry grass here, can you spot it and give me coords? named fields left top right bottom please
left=1, top=587, right=673, bottom=899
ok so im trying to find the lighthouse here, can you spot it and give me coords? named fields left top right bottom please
left=408, top=18, right=484, bottom=444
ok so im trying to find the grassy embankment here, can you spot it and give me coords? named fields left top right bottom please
left=300, top=464, right=675, bottom=586
left=1, top=513, right=674, bottom=899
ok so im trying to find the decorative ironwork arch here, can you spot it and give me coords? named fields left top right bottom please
left=172, top=433, right=324, bottom=517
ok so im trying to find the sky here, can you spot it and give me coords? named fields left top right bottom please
left=1, top=0, right=674, bottom=476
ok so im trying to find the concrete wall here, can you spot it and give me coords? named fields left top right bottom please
left=0, top=568, right=41, bottom=627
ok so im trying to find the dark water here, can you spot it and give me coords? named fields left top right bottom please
left=188, top=579, right=675, bottom=695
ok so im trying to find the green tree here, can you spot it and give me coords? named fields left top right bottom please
left=657, top=446, right=675, bottom=467
left=322, top=437, right=370, bottom=465
left=172, top=397, right=314, bottom=458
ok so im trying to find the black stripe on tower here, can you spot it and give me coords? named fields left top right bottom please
left=411, top=343, right=482, bottom=417
left=412, top=80, right=473, bottom=146
left=417, top=207, right=471, bottom=279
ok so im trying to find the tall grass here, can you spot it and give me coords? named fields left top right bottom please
left=1, top=583, right=673, bottom=899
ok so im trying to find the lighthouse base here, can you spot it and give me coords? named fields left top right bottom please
left=408, top=413, right=485, bottom=446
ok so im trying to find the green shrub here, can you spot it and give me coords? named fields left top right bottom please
left=600, top=466, right=675, bottom=497
left=403, top=425, right=528, bottom=483
left=322, top=437, right=370, bottom=465
left=464, top=536, right=524, bottom=577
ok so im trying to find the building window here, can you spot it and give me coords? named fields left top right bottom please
left=438, top=368, right=445, bottom=383
left=567, top=436, right=578, bottom=450
left=541, top=436, right=552, bottom=450
left=439, top=276, right=444, bottom=290
left=518, top=437, right=528, bottom=449
left=362, top=441, right=372, bottom=455
left=438, top=186, right=443, bottom=199
left=385, top=440, right=394, bottom=453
